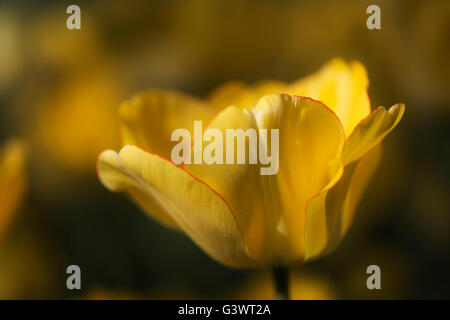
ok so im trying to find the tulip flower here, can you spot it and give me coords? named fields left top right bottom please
left=231, top=270, right=336, bottom=300
left=0, top=139, right=26, bottom=242
left=97, top=58, right=404, bottom=299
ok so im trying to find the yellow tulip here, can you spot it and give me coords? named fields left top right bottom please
left=0, top=139, right=26, bottom=242
left=97, top=58, right=404, bottom=269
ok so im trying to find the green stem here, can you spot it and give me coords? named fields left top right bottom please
left=273, top=267, right=290, bottom=300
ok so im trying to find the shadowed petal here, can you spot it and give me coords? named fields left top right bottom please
left=119, top=89, right=216, bottom=160
left=208, top=80, right=287, bottom=111
left=304, top=145, right=382, bottom=261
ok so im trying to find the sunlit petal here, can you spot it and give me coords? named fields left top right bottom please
left=97, top=146, right=254, bottom=267
left=343, top=103, right=405, bottom=164
left=287, top=58, right=371, bottom=136
left=254, top=94, right=345, bottom=264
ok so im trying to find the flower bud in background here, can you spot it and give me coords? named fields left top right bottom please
left=0, top=139, right=26, bottom=243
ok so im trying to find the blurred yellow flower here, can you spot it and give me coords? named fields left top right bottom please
left=0, top=139, right=26, bottom=242
left=231, top=270, right=336, bottom=300
left=0, top=225, right=61, bottom=299
left=97, top=58, right=404, bottom=268
left=35, top=70, right=121, bottom=172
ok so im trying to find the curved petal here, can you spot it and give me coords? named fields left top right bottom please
left=304, top=103, right=404, bottom=260
left=185, top=106, right=271, bottom=264
left=258, top=95, right=346, bottom=264
left=97, top=149, right=179, bottom=230
left=304, top=145, right=382, bottom=261
left=287, top=58, right=371, bottom=136
left=97, top=146, right=254, bottom=268
left=208, top=80, right=287, bottom=111
left=343, top=103, right=405, bottom=164
left=119, top=89, right=216, bottom=160
left=188, top=95, right=346, bottom=265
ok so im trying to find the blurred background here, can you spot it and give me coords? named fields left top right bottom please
left=0, top=0, right=449, bottom=299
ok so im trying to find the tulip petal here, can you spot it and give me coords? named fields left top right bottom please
left=186, top=106, right=271, bottom=264
left=97, top=146, right=255, bottom=268
left=254, top=95, right=345, bottom=264
left=97, top=149, right=179, bottom=230
left=187, top=95, right=345, bottom=265
left=287, top=58, right=371, bottom=136
left=119, top=89, right=216, bottom=160
left=343, top=103, right=405, bottom=164
left=208, top=80, right=287, bottom=111
left=304, top=145, right=382, bottom=261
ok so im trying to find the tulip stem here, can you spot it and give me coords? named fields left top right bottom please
left=273, top=267, right=289, bottom=300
